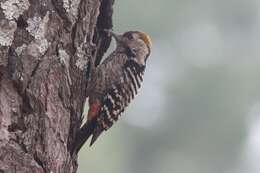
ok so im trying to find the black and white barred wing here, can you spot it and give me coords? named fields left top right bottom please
left=98, top=59, right=145, bottom=129
left=90, top=59, right=145, bottom=145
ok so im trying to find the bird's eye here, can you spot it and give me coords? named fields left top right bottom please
left=124, top=33, right=134, bottom=40
left=127, top=34, right=134, bottom=39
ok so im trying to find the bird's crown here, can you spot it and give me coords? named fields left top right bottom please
left=136, top=31, right=152, bottom=50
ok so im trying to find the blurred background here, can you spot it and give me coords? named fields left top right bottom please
left=78, top=0, right=260, bottom=172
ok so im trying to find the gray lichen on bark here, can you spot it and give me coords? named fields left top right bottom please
left=0, top=20, right=17, bottom=46
left=0, top=0, right=115, bottom=172
left=1, top=0, right=30, bottom=20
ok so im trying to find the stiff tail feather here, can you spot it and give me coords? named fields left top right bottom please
left=89, top=125, right=103, bottom=146
left=73, top=119, right=96, bottom=154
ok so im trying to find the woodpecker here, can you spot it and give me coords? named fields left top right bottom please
left=80, top=30, right=152, bottom=147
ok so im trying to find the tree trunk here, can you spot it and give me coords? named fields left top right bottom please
left=0, top=0, right=114, bottom=172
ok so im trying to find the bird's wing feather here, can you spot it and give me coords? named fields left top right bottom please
left=90, top=59, right=145, bottom=145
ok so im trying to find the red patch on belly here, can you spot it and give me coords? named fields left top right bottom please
left=88, top=101, right=101, bottom=120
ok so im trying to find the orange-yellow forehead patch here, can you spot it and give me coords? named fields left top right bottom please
left=138, top=32, right=152, bottom=49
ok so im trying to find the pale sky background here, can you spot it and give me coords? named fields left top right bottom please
left=79, top=1, right=260, bottom=173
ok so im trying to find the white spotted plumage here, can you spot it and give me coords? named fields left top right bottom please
left=86, top=30, right=152, bottom=146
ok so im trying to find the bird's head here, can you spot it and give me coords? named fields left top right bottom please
left=106, top=30, right=152, bottom=66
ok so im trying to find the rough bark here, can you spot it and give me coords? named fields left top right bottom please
left=0, top=0, right=114, bottom=172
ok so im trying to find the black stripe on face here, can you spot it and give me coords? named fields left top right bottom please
left=126, top=47, right=136, bottom=57
left=124, top=59, right=145, bottom=74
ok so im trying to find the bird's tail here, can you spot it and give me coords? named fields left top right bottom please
left=89, top=125, right=103, bottom=146
left=72, top=119, right=96, bottom=154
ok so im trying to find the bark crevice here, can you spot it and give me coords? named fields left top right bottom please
left=0, top=0, right=115, bottom=172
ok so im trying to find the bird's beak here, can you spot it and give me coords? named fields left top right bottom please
left=104, top=29, right=123, bottom=44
